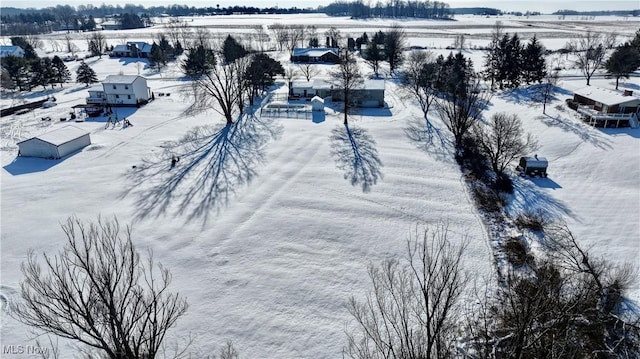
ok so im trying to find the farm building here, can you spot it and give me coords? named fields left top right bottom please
left=291, top=48, right=340, bottom=63
left=517, top=156, right=548, bottom=177
left=290, top=79, right=385, bottom=107
left=85, top=75, right=151, bottom=107
left=17, top=125, right=91, bottom=159
left=572, top=87, right=640, bottom=128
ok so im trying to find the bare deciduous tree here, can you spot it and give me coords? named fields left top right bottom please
left=330, top=51, right=363, bottom=125
left=401, top=50, right=438, bottom=124
left=384, top=23, right=406, bottom=76
left=86, top=31, right=106, bottom=58
left=569, top=31, right=607, bottom=86
left=435, top=78, right=491, bottom=149
left=297, top=63, right=320, bottom=81
left=12, top=216, right=188, bottom=359
left=537, top=65, right=559, bottom=114
left=188, top=55, right=247, bottom=124
left=345, top=224, right=469, bottom=359
left=472, top=112, right=538, bottom=177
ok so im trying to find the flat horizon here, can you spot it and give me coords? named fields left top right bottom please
left=1, top=0, right=638, bottom=14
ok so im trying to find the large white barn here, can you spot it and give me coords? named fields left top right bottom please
left=17, top=125, right=91, bottom=159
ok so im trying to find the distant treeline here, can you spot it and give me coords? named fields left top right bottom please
left=0, top=4, right=318, bottom=35
left=320, top=0, right=453, bottom=19
left=449, top=7, right=502, bottom=15
left=553, top=9, right=640, bottom=16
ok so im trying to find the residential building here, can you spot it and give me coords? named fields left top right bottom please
left=572, top=87, right=640, bottom=128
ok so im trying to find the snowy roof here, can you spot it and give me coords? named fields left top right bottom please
left=88, top=84, right=104, bottom=92
left=312, top=79, right=333, bottom=90
left=291, top=80, right=314, bottom=89
left=103, top=75, right=144, bottom=84
left=19, top=125, right=89, bottom=147
left=363, top=79, right=385, bottom=91
left=574, top=87, right=640, bottom=107
left=126, top=41, right=153, bottom=53
left=311, top=96, right=324, bottom=103
left=292, top=47, right=339, bottom=57
left=112, top=44, right=129, bottom=52
left=0, top=45, right=24, bottom=57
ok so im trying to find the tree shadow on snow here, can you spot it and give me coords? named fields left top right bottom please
left=537, top=114, right=611, bottom=150
left=404, top=117, right=452, bottom=162
left=506, top=176, right=574, bottom=222
left=498, top=84, right=571, bottom=105
left=330, top=124, right=383, bottom=192
left=121, top=113, right=281, bottom=224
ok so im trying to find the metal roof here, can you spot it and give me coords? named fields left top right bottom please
left=18, top=125, right=89, bottom=147
left=103, top=75, right=144, bottom=84
left=574, top=87, right=640, bottom=107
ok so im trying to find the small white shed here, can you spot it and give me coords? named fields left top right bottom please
left=18, top=125, right=91, bottom=159
left=311, top=96, right=324, bottom=111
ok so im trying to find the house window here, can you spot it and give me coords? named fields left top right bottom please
left=113, top=85, right=116, bottom=89
left=125, top=85, right=129, bottom=89
left=116, top=95, right=120, bottom=99
left=127, top=95, right=131, bottom=99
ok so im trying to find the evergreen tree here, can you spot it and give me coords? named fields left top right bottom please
left=182, top=45, right=216, bottom=78
left=158, top=35, right=174, bottom=60
left=364, top=41, right=384, bottom=77
left=504, top=33, right=523, bottom=88
left=76, top=61, right=98, bottom=87
left=245, top=53, right=284, bottom=105
left=84, top=15, right=96, bottom=31
left=10, top=36, right=38, bottom=60
left=605, top=43, right=640, bottom=90
left=522, top=35, right=546, bottom=84
left=495, top=34, right=510, bottom=89
left=51, top=55, right=71, bottom=87
left=0, top=55, right=30, bottom=91
left=119, top=13, right=145, bottom=29
left=222, top=34, right=247, bottom=64
left=30, top=57, right=54, bottom=90
left=149, top=43, right=166, bottom=71
left=483, top=36, right=501, bottom=89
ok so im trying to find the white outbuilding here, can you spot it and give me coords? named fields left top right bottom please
left=311, top=96, right=324, bottom=111
left=17, top=125, right=91, bottom=159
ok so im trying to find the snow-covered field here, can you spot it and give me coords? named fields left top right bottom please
left=1, top=13, right=639, bottom=358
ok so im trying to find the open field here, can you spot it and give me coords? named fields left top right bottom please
left=1, top=13, right=639, bottom=358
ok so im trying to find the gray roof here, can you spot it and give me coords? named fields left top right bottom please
left=292, top=47, right=339, bottom=57
left=19, top=125, right=89, bottom=147
left=574, top=87, right=640, bottom=107
left=103, top=75, right=144, bottom=84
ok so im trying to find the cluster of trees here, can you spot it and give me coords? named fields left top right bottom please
left=186, top=33, right=284, bottom=123
left=345, top=221, right=640, bottom=358
left=484, top=28, right=547, bottom=89
left=0, top=37, right=72, bottom=91
left=321, top=0, right=453, bottom=19
left=605, top=29, right=640, bottom=89
left=149, top=34, right=183, bottom=70
left=360, top=25, right=407, bottom=76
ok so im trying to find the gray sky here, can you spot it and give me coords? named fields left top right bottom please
left=1, top=0, right=637, bottom=13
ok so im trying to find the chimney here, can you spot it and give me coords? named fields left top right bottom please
left=623, top=90, right=633, bottom=96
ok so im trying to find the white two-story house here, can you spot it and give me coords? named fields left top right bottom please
left=86, top=75, right=151, bottom=107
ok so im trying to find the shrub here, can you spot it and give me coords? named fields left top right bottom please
left=503, top=237, right=534, bottom=267
left=514, top=210, right=549, bottom=231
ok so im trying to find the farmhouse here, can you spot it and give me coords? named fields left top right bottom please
left=17, top=125, right=91, bottom=159
left=290, top=78, right=386, bottom=107
left=85, top=75, right=151, bottom=107
left=572, top=87, right=640, bottom=128
left=291, top=48, right=340, bottom=63
left=110, top=41, right=153, bottom=58
left=0, top=45, right=24, bottom=58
